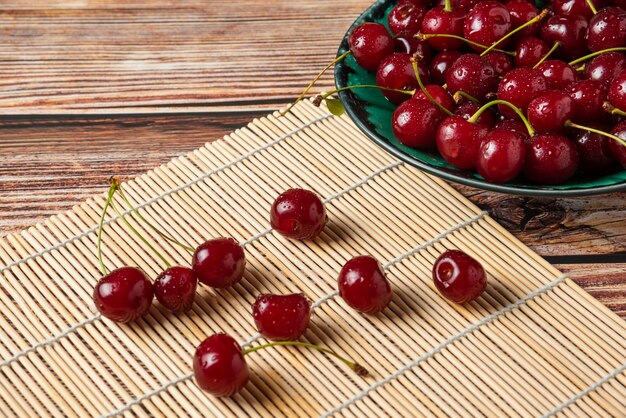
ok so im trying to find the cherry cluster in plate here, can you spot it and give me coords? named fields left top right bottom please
left=342, top=0, right=626, bottom=185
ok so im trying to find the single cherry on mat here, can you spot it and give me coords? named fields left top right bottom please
left=252, top=293, right=311, bottom=341
left=270, top=188, right=327, bottom=240
left=93, top=266, right=154, bottom=323
left=348, top=22, right=394, bottom=71
left=154, top=266, right=198, bottom=312
left=194, top=333, right=250, bottom=397
left=338, top=255, right=392, bottom=314
left=433, top=249, right=487, bottom=304
left=192, top=237, right=246, bottom=288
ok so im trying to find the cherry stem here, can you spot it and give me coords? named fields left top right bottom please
left=117, top=186, right=195, bottom=253
left=97, top=179, right=119, bottom=275
left=603, top=102, right=626, bottom=117
left=566, top=120, right=626, bottom=148
left=417, top=33, right=515, bottom=56
left=317, top=85, right=414, bottom=103
left=569, top=47, right=626, bottom=66
left=281, top=50, right=351, bottom=116
left=109, top=199, right=172, bottom=269
left=469, top=99, right=535, bottom=136
left=411, top=58, right=454, bottom=116
left=480, top=9, right=549, bottom=57
left=444, top=0, right=452, bottom=12
left=533, top=41, right=560, bottom=69
left=453, top=91, right=480, bottom=104
left=585, top=0, right=598, bottom=15
left=243, top=341, right=369, bottom=376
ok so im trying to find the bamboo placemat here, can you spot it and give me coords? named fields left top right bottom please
left=1, top=99, right=625, bottom=418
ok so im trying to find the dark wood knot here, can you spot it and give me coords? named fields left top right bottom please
left=490, top=197, right=566, bottom=231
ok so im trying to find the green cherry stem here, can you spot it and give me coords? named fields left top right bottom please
left=453, top=91, right=480, bottom=104
left=117, top=186, right=195, bottom=253
left=109, top=199, right=172, bottom=269
left=411, top=58, right=454, bottom=116
left=444, top=0, right=452, bottom=12
left=242, top=341, right=369, bottom=376
left=565, top=121, right=626, bottom=148
left=585, top=0, right=598, bottom=15
left=417, top=33, right=515, bottom=56
left=281, top=50, right=352, bottom=116
left=603, top=102, right=626, bottom=117
left=469, top=99, right=536, bottom=136
left=315, top=85, right=415, bottom=105
left=480, top=8, right=549, bottom=57
left=533, top=41, right=560, bottom=69
left=568, top=47, right=626, bottom=66
left=97, top=179, right=120, bottom=275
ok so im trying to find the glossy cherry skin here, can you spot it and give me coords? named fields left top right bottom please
left=497, top=67, right=547, bottom=118
left=270, top=189, right=327, bottom=240
left=433, top=250, right=487, bottom=304
left=436, top=116, right=490, bottom=170
left=484, top=51, right=514, bottom=76
left=394, top=32, right=432, bottom=62
left=455, top=101, right=496, bottom=127
left=420, top=7, right=466, bottom=51
left=464, top=1, right=512, bottom=52
left=608, top=70, right=626, bottom=112
left=348, top=23, right=394, bottom=71
left=388, top=2, right=426, bottom=36
left=252, top=293, right=311, bottom=341
left=413, top=84, right=455, bottom=112
left=536, top=59, right=580, bottom=90
left=429, top=50, right=462, bottom=85
left=392, top=98, right=445, bottom=149
left=553, top=0, right=602, bottom=20
left=608, top=121, right=626, bottom=168
left=493, top=119, right=530, bottom=139
left=154, top=266, right=198, bottom=312
left=433, top=0, right=481, bottom=12
left=574, top=130, right=616, bottom=176
left=524, top=133, right=580, bottom=184
left=477, top=130, right=527, bottom=183
left=584, top=52, right=626, bottom=86
left=376, top=53, right=428, bottom=104
left=505, top=0, right=541, bottom=38
left=586, top=7, right=626, bottom=52
left=193, top=333, right=249, bottom=397
left=540, top=15, right=588, bottom=60
left=338, top=255, right=392, bottom=314
left=514, top=36, right=549, bottom=68
left=446, top=54, right=499, bottom=101
left=192, top=238, right=246, bottom=288
left=567, top=79, right=608, bottom=123
left=93, top=266, right=154, bottom=323
left=527, top=90, right=576, bottom=133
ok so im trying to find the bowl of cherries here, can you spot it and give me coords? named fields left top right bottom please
left=327, top=0, right=626, bottom=196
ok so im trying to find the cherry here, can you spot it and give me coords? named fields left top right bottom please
left=433, top=249, right=487, bottom=304
left=434, top=0, right=482, bottom=12
left=455, top=101, right=496, bottom=127
left=402, top=0, right=433, bottom=7
left=464, top=1, right=512, bottom=52
left=252, top=293, right=311, bottom=341
left=484, top=51, right=514, bottom=76
left=388, top=2, right=426, bottom=36
left=540, top=14, right=589, bottom=60
left=348, top=23, right=394, bottom=71
left=413, top=84, right=455, bottom=112
left=429, top=50, right=462, bottom=85
left=420, top=6, right=466, bottom=51
left=392, top=98, right=445, bottom=149
left=154, top=266, right=197, bottom=312
left=394, top=32, right=432, bottom=62
left=608, top=121, right=626, bottom=167
left=497, top=67, right=547, bottom=118
left=446, top=54, right=499, bottom=101
left=514, top=36, right=549, bottom=68
left=194, top=333, right=250, bottom=397
left=436, top=115, right=490, bottom=169
left=524, top=133, right=580, bottom=184
left=493, top=118, right=530, bottom=138
left=527, top=90, right=576, bottom=133
left=553, top=0, right=602, bottom=20
left=608, top=70, right=626, bottom=112
left=477, top=130, right=527, bottom=183
left=93, top=267, right=154, bottom=323
left=377, top=53, right=428, bottom=104
left=586, top=8, right=626, bottom=52
left=338, top=255, right=392, bottom=314
left=270, top=188, right=327, bottom=240
left=192, top=237, right=246, bottom=288
left=574, top=129, right=616, bottom=176
left=505, top=0, right=541, bottom=38
left=536, top=59, right=580, bottom=90
left=584, top=52, right=626, bottom=86
left=567, top=79, right=608, bottom=123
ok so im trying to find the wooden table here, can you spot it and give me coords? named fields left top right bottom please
left=1, top=1, right=624, bottom=317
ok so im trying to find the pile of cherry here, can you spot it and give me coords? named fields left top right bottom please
left=334, top=0, right=626, bottom=184
left=94, top=179, right=487, bottom=397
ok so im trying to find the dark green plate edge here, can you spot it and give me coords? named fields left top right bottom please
left=334, top=0, right=626, bottom=197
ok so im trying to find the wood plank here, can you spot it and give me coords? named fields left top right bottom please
left=0, top=0, right=373, bottom=113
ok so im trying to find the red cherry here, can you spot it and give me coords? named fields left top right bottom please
left=376, top=53, right=428, bottom=104
left=429, top=50, right=462, bottom=85
left=433, top=250, right=487, bottom=304
left=192, top=238, right=246, bottom=288
left=252, top=293, right=311, bottom=341
left=392, top=98, right=445, bottom=149
left=338, top=255, right=392, bottom=314
left=154, top=266, right=198, bottom=312
left=527, top=90, right=576, bottom=133
left=493, top=119, right=531, bottom=139
left=433, top=0, right=482, bottom=12
left=477, top=130, right=527, bottom=183
left=584, top=52, right=626, bottom=86
left=567, top=79, right=608, bottom=123
left=394, top=32, right=432, bottom=62
left=483, top=51, right=514, bottom=76
left=455, top=101, right=496, bottom=127
left=524, top=133, right=580, bottom=184
left=270, top=188, right=327, bottom=240
left=608, top=70, right=626, bottom=112
left=446, top=54, right=499, bottom=101
left=608, top=121, right=626, bottom=167
left=540, top=14, right=588, bottom=60
left=464, top=1, right=512, bottom=53
left=514, top=36, right=549, bottom=68
left=388, top=2, right=426, bottom=36
left=420, top=7, right=466, bottom=51
left=93, top=266, right=154, bottom=323
left=586, top=7, right=626, bottom=52
left=574, top=129, right=616, bottom=176
left=536, top=59, right=580, bottom=90
left=553, top=0, right=602, bottom=20
left=193, top=333, right=250, bottom=397
left=413, top=84, right=455, bottom=111
left=348, top=23, right=394, bottom=71
left=497, top=67, right=547, bottom=118
left=505, top=0, right=541, bottom=38
left=436, top=115, right=490, bottom=170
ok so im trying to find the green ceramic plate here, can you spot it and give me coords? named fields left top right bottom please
left=334, top=0, right=626, bottom=197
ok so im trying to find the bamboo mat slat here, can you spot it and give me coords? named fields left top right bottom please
left=0, top=99, right=625, bottom=417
